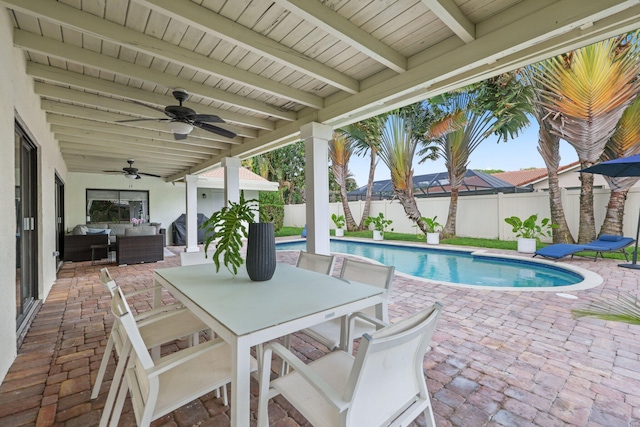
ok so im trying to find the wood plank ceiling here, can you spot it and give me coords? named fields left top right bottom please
left=3, top=0, right=640, bottom=181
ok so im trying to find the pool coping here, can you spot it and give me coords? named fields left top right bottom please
left=276, top=237, right=604, bottom=292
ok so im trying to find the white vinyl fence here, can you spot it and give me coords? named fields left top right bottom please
left=284, top=187, right=640, bottom=242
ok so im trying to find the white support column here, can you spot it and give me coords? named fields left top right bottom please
left=185, top=174, right=200, bottom=253
left=222, top=157, right=241, bottom=206
left=301, top=122, right=333, bottom=255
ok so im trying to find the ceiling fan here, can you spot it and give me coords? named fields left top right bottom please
left=103, top=159, right=161, bottom=180
left=117, top=88, right=237, bottom=140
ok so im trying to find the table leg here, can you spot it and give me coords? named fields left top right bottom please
left=150, top=278, right=163, bottom=359
left=231, top=335, right=252, bottom=427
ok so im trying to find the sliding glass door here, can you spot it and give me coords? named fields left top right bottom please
left=15, top=123, right=38, bottom=331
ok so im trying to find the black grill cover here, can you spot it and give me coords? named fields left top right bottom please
left=171, top=213, right=211, bottom=245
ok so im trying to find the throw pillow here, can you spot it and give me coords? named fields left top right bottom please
left=73, top=225, right=88, bottom=235
left=598, top=234, right=623, bottom=242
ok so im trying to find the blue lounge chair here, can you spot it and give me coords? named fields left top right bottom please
left=533, top=234, right=634, bottom=261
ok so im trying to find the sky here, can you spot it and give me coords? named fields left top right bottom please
left=347, top=122, right=580, bottom=187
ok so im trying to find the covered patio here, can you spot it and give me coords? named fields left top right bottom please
left=1, top=243, right=639, bottom=426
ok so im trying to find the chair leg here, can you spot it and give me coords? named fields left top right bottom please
left=91, top=334, right=115, bottom=399
left=107, top=375, right=130, bottom=427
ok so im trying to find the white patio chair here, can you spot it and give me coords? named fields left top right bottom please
left=258, top=303, right=443, bottom=427
left=92, top=268, right=210, bottom=403
left=299, top=258, right=395, bottom=353
left=280, top=251, right=336, bottom=373
left=295, top=250, right=336, bottom=275
left=102, top=286, right=257, bottom=427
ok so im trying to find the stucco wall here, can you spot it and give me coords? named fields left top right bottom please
left=0, top=9, right=68, bottom=381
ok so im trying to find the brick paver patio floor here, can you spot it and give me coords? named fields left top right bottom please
left=1, top=241, right=640, bottom=426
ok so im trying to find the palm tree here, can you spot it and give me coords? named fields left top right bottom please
left=522, top=67, right=575, bottom=243
left=422, top=101, right=491, bottom=237
left=328, top=133, right=358, bottom=231
left=421, top=76, right=532, bottom=238
left=599, top=95, right=640, bottom=236
left=377, top=104, right=434, bottom=234
left=573, top=292, right=640, bottom=325
left=338, top=116, right=387, bottom=230
left=534, top=32, right=640, bottom=243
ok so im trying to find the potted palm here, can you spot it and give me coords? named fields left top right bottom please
left=504, top=214, right=557, bottom=253
left=364, top=213, right=393, bottom=241
left=331, top=213, right=346, bottom=237
left=423, top=216, right=442, bottom=245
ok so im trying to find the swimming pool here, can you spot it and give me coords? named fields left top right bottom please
left=276, top=239, right=602, bottom=291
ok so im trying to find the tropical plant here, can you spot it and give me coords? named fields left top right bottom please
left=572, top=292, right=640, bottom=325
left=504, top=214, right=557, bottom=240
left=522, top=67, right=575, bottom=244
left=598, top=95, right=640, bottom=236
left=534, top=32, right=640, bottom=243
left=329, top=133, right=358, bottom=231
left=377, top=104, right=434, bottom=234
left=338, top=115, right=387, bottom=230
left=331, top=213, right=346, bottom=229
left=201, top=192, right=258, bottom=275
left=422, top=216, right=442, bottom=233
left=364, top=213, right=393, bottom=233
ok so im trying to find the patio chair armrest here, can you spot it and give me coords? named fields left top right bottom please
left=148, top=338, right=228, bottom=377
left=347, top=311, right=388, bottom=331
left=262, top=342, right=349, bottom=412
left=132, top=302, right=185, bottom=322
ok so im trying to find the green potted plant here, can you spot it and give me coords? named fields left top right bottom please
left=364, top=213, right=393, bottom=241
left=504, top=214, right=557, bottom=253
left=422, top=216, right=442, bottom=245
left=201, top=192, right=276, bottom=280
left=331, top=213, right=346, bottom=237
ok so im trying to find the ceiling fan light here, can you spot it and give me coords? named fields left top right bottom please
left=124, top=173, right=138, bottom=179
left=169, top=121, right=193, bottom=134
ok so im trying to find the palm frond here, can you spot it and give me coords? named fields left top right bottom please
left=572, top=292, right=640, bottom=325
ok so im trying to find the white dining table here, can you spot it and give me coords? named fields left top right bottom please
left=153, top=262, right=385, bottom=427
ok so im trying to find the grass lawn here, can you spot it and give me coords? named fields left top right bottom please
left=275, top=226, right=635, bottom=261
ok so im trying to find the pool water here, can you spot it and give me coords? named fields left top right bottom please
left=276, top=239, right=583, bottom=288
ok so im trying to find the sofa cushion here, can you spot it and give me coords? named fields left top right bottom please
left=88, top=223, right=109, bottom=230
left=125, top=225, right=157, bottom=236
left=110, top=224, right=133, bottom=236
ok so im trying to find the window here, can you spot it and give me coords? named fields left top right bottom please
left=86, top=189, right=149, bottom=223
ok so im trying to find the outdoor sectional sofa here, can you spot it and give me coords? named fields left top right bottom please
left=63, top=222, right=165, bottom=264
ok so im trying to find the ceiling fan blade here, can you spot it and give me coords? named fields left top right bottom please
left=194, top=114, right=224, bottom=123
left=193, top=121, right=237, bottom=139
left=135, top=174, right=142, bottom=180
left=138, top=172, right=162, bottom=178
left=116, top=117, right=168, bottom=123
left=174, top=133, right=189, bottom=140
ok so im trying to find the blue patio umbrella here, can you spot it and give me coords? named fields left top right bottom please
left=580, top=154, right=640, bottom=269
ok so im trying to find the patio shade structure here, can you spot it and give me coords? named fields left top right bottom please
left=580, top=154, right=640, bottom=269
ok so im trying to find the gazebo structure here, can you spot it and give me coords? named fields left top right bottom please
left=2, top=0, right=640, bottom=417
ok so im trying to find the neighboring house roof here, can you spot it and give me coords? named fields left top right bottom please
left=197, top=167, right=278, bottom=191
left=493, top=161, right=581, bottom=187
left=348, top=169, right=526, bottom=200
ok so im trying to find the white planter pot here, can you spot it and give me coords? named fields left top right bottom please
left=335, top=228, right=344, bottom=237
left=373, top=230, right=384, bottom=241
left=426, top=232, right=440, bottom=245
left=517, top=237, right=537, bottom=253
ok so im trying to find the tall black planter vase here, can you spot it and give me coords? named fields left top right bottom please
left=246, top=222, right=276, bottom=281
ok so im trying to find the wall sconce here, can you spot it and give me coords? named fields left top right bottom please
left=202, top=193, right=207, bottom=199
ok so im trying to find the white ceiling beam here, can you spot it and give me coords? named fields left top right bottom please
left=3, top=0, right=323, bottom=109
left=275, top=0, right=406, bottom=73
left=63, top=154, right=180, bottom=172
left=27, top=63, right=273, bottom=132
left=40, top=100, right=242, bottom=146
left=421, top=0, right=476, bottom=43
left=131, top=0, right=360, bottom=94
left=14, top=29, right=296, bottom=121
left=170, top=0, right=640, bottom=181
left=58, top=140, right=203, bottom=165
left=51, top=125, right=220, bottom=156
left=46, top=115, right=231, bottom=150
